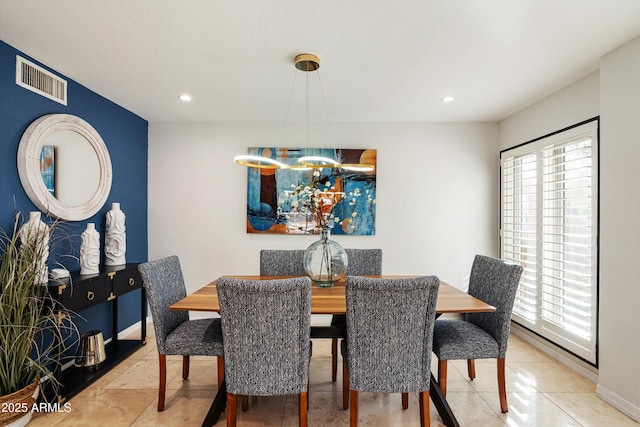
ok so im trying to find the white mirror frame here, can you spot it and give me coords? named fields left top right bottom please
left=17, top=114, right=113, bottom=221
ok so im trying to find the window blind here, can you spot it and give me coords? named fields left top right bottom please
left=501, top=120, right=598, bottom=365
left=501, top=151, right=537, bottom=323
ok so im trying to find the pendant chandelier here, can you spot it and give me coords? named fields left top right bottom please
left=234, top=53, right=375, bottom=172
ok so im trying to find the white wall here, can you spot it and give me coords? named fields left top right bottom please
left=148, top=122, right=498, bottom=296
left=499, top=35, right=640, bottom=421
left=498, top=70, right=600, bottom=149
left=598, top=36, right=640, bottom=420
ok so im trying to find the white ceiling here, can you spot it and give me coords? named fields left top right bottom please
left=2, top=0, right=640, bottom=123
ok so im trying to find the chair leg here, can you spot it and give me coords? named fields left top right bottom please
left=343, top=362, right=350, bottom=410
left=498, top=358, right=508, bottom=413
left=299, top=391, right=308, bottom=427
left=241, top=395, right=248, bottom=411
left=158, top=354, right=166, bottom=411
left=419, top=391, right=430, bottom=427
left=226, top=393, right=237, bottom=427
left=467, top=359, right=476, bottom=380
left=349, top=389, right=359, bottom=427
left=217, top=356, right=225, bottom=388
left=182, top=355, right=190, bottom=379
left=437, top=359, right=448, bottom=397
left=332, top=338, right=338, bottom=382
left=402, top=392, right=408, bottom=409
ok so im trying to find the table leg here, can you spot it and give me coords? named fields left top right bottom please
left=202, top=380, right=227, bottom=427
left=430, top=374, right=460, bottom=427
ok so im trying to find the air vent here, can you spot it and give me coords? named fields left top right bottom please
left=16, top=55, right=67, bottom=105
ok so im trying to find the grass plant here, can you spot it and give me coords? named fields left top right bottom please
left=0, top=212, right=76, bottom=398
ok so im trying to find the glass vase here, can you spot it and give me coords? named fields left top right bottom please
left=303, top=227, right=348, bottom=287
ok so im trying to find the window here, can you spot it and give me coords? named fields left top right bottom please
left=501, top=119, right=598, bottom=365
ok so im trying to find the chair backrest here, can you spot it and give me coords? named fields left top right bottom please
left=138, top=255, right=189, bottom=354
left=345, top=275, right=440, bottom=393
left=465, top=255, right=524, bottom=357
left=345, top=249, right=382, bottom=275
left=259, top=248, right=382, bottom=276
left=259, top=249, right=305, bottom=275
left=216, top=276, right=312, bottom=396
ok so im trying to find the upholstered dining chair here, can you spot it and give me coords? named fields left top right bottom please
left=431, top=254, right=523, bottom=413
left=332, top=249, right=382, bottom=381
left=138, top=256, right=224, bottom=411
left=259, top=249, right=305, bottom=276
left=341, top=275, right=440, bottom=426
left=216, top=276, right=312, bottom=427
left=259, top=248, right=382, bottom=383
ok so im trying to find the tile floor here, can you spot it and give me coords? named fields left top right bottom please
left=30, top=327, right=638, bottom=426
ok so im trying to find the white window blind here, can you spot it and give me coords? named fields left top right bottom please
left=501, top=120, right=598, bottom=364
left=501, top=150, right=537, bottom=323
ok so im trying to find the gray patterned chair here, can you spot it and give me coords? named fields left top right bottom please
left=431, top=254, right=523, bottom=413
left=259, top=248, right=382, bottom=383
left=259, top=249, right=305, bottom=276
left=332, top=249, right=382, bottom=381
left=341, top=275, right=440, bottom=426
left=138, top=256, right=224, bottom=412
left=216, top=276, right=312, bottom=427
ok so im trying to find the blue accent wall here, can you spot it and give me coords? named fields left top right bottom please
left=0, top=40, right=148, bottom=339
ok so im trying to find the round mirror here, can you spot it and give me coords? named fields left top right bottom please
left=17, top=114, right=112, bottom=221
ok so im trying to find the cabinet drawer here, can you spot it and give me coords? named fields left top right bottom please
left=112, top=268, right=142, bottom=296
left=61, top=277, right=112, bottom=311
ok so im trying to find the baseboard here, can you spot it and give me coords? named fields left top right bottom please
left=510, top=322, right=599, bottom=383
left=116, top=318, right=151, bottom=340
left=311, top=314, right=332, bottom=326
left=187, top=311, right=220, bottom=320
left=596, top=384, right=640, bottom=422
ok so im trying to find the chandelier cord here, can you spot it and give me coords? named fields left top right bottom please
left=305, top=71, right=310, bottom=148
left=316, top=69, right=336, bottom=149
left=235, top=53, right=374, bottom=172
left=279, top=68, right=299, bottom=145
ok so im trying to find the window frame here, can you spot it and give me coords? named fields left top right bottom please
left=500, top=117, right=599, bottom=366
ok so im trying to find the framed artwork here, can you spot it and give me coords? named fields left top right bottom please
left=245, top=147, right=377, bottom=235
left=40, top=145, right=55, bottom=197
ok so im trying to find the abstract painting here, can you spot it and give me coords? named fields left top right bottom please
left=40, top=145, right=55, bottom=197
left=245, top=148, right=377, bottom=235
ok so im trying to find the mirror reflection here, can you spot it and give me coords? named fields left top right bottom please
left=40, top=130, right=100, bottom=207
left=18, top=113, right=112, bottom=221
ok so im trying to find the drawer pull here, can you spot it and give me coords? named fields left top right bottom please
left=129, top=277, right=135, bottom=286
left=87, top=291, right=95, bottom=301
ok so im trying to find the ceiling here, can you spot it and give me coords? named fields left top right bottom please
left=2, top=1, right=640, bottom=123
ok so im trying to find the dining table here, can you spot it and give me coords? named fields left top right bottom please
left=170, top=275, right=495, bottom=427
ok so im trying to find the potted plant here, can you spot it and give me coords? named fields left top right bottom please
left=0, top=212, right=75, bottom=426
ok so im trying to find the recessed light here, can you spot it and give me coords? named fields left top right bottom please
left=179, top=94, right=192, bottom=102
left=442, top=96, right=454, bottom=103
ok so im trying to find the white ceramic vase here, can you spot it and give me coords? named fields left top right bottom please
left=19, top=211, right=49, bottom=284
left=104, top=202, right=126, bottom=266
left=80, top=223, right=100, bottom=275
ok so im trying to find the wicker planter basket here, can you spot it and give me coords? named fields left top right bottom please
left=0, top=380, right=39, bottom=426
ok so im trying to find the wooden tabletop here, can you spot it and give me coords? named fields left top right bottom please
left=170, top=275, right=495, bottom=315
